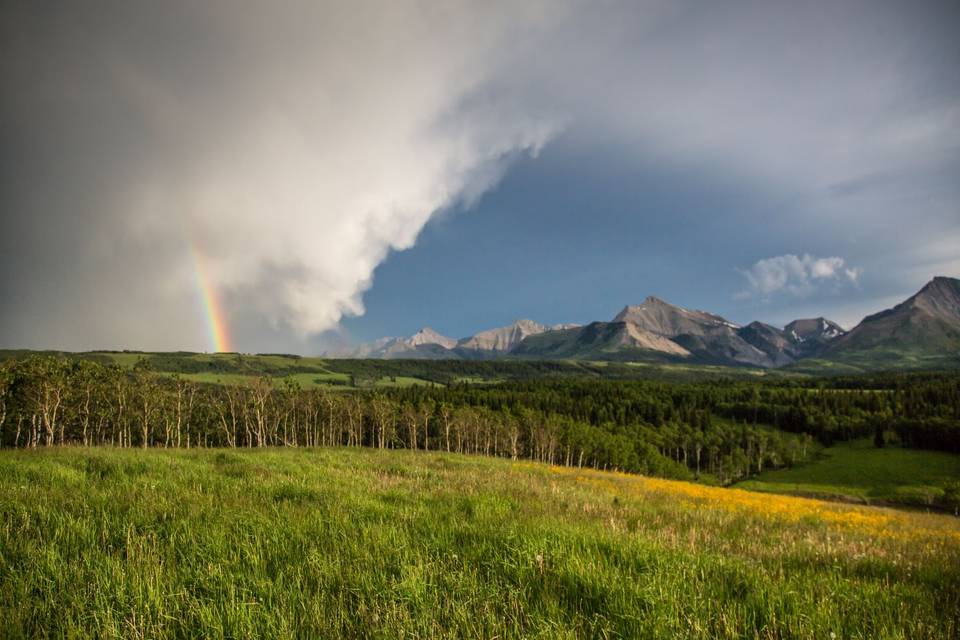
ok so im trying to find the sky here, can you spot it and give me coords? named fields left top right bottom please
left=1, top=1, right=958, bottom=353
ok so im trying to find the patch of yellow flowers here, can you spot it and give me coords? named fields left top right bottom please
left=548, top=466, right=960, bottom=546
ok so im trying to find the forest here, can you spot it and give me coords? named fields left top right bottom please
left=2, top=355, right=958, bottom=487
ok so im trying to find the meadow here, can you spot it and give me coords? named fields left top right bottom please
left=1, top=447, right=958, bottom=639
left=737, top=438, right=960, bottom=509
left=0, top=349, right=774, bottom=389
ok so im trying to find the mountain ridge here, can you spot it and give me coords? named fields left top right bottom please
left=327, top=276, right=960, bottom=371
left=456, top=319, right=552, bottom=354
left=820, top=276, right=960, bottom=366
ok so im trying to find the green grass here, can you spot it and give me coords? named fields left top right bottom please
left=788, top=350, right=960, bottom=375
left=161, top=371, right=265, bottom=386
left=452, top=376, right=504, bottom=385
left=736, top=439, right=960, bottom=508
left=2, top=349, right=820, bottom=385
left=160, top=371, right=350, bottom=389
left=1, top=448, right=958, bottom=638
left=622, top=361, right=767, bottom=376
left=365, top=375, right=438, bottom=388
left=40, top=352, right=503, bottom=387
left=282, top=371, right=353, bottom=388
left=781, top=358, right=868, bottom=376
left=86, top=351, right=339, bottom=376
left=91, top=351, right=151, bottom=368
left=158, top=371, right=435, bottom=390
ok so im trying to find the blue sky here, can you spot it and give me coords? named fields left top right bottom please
left=342, top=129, right=780, bottom=340
left=1, top=1, right=958, bottom=353
left=340, top=121, right=957, bottom=343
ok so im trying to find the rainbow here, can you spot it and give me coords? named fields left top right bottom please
left=190, top=245, right=233, bottom=353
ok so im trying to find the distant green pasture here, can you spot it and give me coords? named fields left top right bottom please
left=736, top=438, right=960, bottom=508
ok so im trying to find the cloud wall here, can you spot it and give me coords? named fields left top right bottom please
left=0, top=1, right=565, bottom=350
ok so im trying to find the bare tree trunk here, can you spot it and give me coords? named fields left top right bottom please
left=444, top=414, right=451, bottom=452
left=421, top=407, right=431, bottom=452
left=80, top=387, right=92, bottom=446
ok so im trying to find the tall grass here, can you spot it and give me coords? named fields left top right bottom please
left=1, top=447, right=957, bottom=638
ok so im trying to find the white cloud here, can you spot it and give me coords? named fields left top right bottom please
left=736, top=254, right=862, bottom=300
left=0, top=1, right=569, bottom=350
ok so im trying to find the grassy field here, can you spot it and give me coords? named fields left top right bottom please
left=160, top=371, right=438, bottom=390
left=1, top=448, right=958, bottom=638
left=736, top=439, right=960, bottom=509
left=1, top=349, right=795, bottom=386
left=786, top=350, right=960, bottom=375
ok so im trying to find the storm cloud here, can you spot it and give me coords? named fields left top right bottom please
left=1, top=1, right=958, bottom=351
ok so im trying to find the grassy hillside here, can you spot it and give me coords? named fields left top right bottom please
left=790, top=350, right=960, bottom=375
left=1, top=448, right=958, bottom=638
left=0, top=351, right=445, bottom=390
left=736, top=439, right=960, bottom=508
left=1, top=349, right=779, bottom=386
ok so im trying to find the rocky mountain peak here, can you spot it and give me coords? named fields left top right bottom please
left=912, top=276, right=960, bottom=316
left=457, top=319, right=549, bottom=353
left=511, top=319, right=548, bottom=332
left=823, top=276, right=959, bottom=359
left=613, top=296, right=738, bottom=337
left=408, top=327, right=456, bottom=350
left=784, top=317, right=845, bottom=343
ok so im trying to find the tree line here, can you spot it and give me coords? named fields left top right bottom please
left=1, top=357, right=958, bottom=484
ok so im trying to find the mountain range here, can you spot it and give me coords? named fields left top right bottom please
left=327, top=276, right=960, bottom=371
